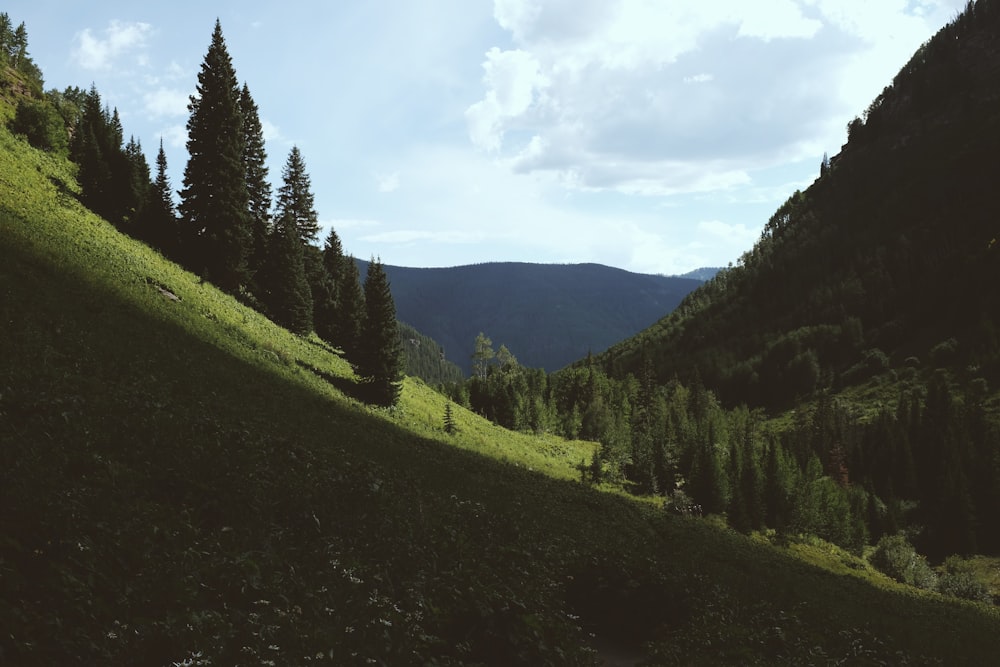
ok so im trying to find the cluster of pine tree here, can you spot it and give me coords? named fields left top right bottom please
left=7, top=19, right=403, bottom=406
left=0, top=13, right=41, bottom=90
left=455, top=336, right=999, bottom=559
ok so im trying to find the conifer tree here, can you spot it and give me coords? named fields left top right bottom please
left=144, top=138, right=178, bottom=257
left=313, top=227, right=343, bottom=345
left=72, top=86, right=111, bottom=219
left=263, top=216, right=313, bottom=335
left=240, top=83, right=272, bottom=295
left=357, top=257, right=403, bottom=406
left=121, top=135, right=150, bottom=227
left=178, top=20, right=250, bottom=292
left=335, top=255, right=365, bottom=358
left=444, top=402, right=457, bottom=434
left=322, top=226, right=346, bottom=277
left=0, top=14, right=10, bottom=62
left=275, top=146, right=319, bottom=245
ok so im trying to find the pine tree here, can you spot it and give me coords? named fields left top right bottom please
left=144, top=138, right=178, bottom=257
left=444, top=402, right=457, bottom=434
left=357, top=257, right=403, bottom=406
left=0, top=14, right=10, bottom=62
left=335, top=255, right=365, bottom=358
left=263, top=216, right=313, bottom=335
left=313, top=227, right=343, bottom=345
left=71, top=87, right=112, bottom=219
left=322, top=226, right=346, bottom=278
left=179, top=20, right=250, bottom=292
left=12, top=21, right=27, bottom=69
left=275, top=146, right=319, bottom=245
left=121, top=135, right=150, bottom=228
left=240, top=83, right=272, bottom=295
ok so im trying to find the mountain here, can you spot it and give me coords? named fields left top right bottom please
left=357, top=259, right=703, bottom=375
left=673, top=266, right=722, bottom=282
left=591, top=1, right=1000, bottom=411
left=398, top=321, right=464, bottom=385
left=5, top=81, right=1000, bottom=666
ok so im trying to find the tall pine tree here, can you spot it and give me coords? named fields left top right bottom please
left=71, top=86, right=112, bottom=220
left=336, top=255, right=365, bottom=358
left=240, top=82, right=272, bottom=296
left=313, top=227, right=344, bottom=345
left=357, top=257, right=403, bottom=406
left=178, top=20, right=250, bottom=292
left=263, top=216, right=313, bottom=335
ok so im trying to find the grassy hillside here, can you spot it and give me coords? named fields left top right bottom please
left=357, top=259, right=703, bottom=375
left=3, top=84, right=1000, bottom=664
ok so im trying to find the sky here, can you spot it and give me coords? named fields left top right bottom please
left=11, top=0, right=967, bottom=275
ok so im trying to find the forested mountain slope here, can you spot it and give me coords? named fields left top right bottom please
left=593, top=0, right=1000, bottom=411
left=357, top=259, right=703, bottom=374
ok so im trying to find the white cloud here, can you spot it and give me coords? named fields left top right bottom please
left=73, top=20, right=152, bottom=70
left=466, top=0, right=958, bottom=198
left=736, top=0, right=822, bottom=41
left=261, top=119, right=286, bottom=144
left=465, top=47, right=549, bottom=151
left=684, top=73, right=713, bottom=84
left=143, top=88, right=189, bottom=118
left=698, top=219, right=759, bottom=246
left=160, top=124, right=187, bottom=149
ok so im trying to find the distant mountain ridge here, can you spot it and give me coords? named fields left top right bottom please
left=673, top=267, right=721, bottom=282
left=356, top=260, right=704, bottom=374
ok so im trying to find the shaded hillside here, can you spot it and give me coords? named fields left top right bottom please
left=593, top=0, right=1000, bottom=411
left=358, top=259, right=702, bottom=375
left=399, top=320, right=464, bottom=385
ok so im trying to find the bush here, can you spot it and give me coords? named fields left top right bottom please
left=930, top=338, right=958, bottom=365
left=10, top=98, right=68, bottom=154
left=869, top=535, right=937, bottom=590
left=937, top=557, right=993, bottom=604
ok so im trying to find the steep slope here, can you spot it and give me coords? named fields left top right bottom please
left=592, top=1, right=1000, bottom=410
left=358, top=259, right=702, bottom=374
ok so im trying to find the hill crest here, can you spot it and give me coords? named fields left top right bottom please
left=357, top=258, right=704, bottom=374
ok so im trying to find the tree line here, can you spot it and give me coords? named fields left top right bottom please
left=5, top=18, right=403, bottom=406
left=447, top=334, right=999, bottom=562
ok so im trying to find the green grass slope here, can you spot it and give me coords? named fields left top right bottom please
left=2, top=110, right=1000, bottom=664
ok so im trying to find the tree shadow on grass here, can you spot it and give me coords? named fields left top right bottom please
left=296, top=359, right=370, bottom=404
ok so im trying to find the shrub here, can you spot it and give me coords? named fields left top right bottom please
left=869, top=535, right=937, bottom=590
left=937, top=557, right=993, bottom=604
left=930, top=338, right=958, bottom=365
left=10, top=98, right=67, bottom=154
